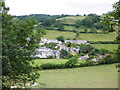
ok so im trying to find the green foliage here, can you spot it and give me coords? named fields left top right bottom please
left=44, top=43, right=57, bottom=50
left=78, top=44, right=93, bottom=54
left=60, top=49, right=70, bottom=59
left=65, top=56, right=78, bottom=68
left=89, top=28, right=97, bottom=33
left=98, top=49, right=109, bottom=55
left=40, top=63, right=66, bottom=69
left=56, top=36, right=65, bottom=42
left=97, top=55, right=116, bottom=65
left=75, top=31, right=80, bottom=39
left=2, top=2, right=45, bottom=88
left=42, top=19, right=55, bottom=27
left=84, top=28, right=88, bottom=33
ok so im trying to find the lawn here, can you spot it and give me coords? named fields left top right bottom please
left=35, top=64, right=118, bottom=88
left=43, top=30, right=117, bottom=41
left=91, top=44, right=119, bottom=51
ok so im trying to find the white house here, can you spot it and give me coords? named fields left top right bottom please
left=78, top=54, right=89, bottom=60
left=35, top=47, right=60, bottom=58
left=65, top=40, right=88, bottom=44
left=40, top=38, right=62, bottom=45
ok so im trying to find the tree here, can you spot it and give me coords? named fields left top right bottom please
left=101, top=1, right=120, bottom=62
left=75, top=31, right=80, bottom=39
left=56, top=36, right=65, bottom=42
left=90, top=28, right=97, bottom=33
left=44, top=43, right=57, bottom=50
left=1, top=2, right=45, bottom=88
left=65, top=56, right=78, bottom=68
left=84, top=28, right=88, bottom=33
left=60, top=49, right=70, bottom=59
left=78, top=44, right=93, bottom=54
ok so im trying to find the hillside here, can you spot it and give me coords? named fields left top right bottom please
left=43, top=30, right=117, bottom=41
left=56, top=16, right=86, bottom=24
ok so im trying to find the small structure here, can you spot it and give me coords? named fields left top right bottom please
left=65, top=40, right=88, bottom=44
left=40, top=38, right=62, bottom=45
left=78, top=54, right=89, bottom=60
left=35, top=47, right=60, bottom=58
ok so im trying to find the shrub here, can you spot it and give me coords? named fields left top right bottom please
left=85, top=60, right=96, bottom=66
left=65, top=56, right=78, bottom=68
left=60, top=49, right=70, bottom=59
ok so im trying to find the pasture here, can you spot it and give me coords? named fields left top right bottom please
left=91, top=44, right=118, bottom=51
left=56, top=16, right=86, bottom=24
left=33, top=59, right=68, bottom=66
left=33, top=59, right=85, bottom=67
left=43, top=30, right=117, bottom=41
left=35, top=64, right=118, bottom=88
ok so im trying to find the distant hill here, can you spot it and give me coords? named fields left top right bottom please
left=56, top=16, right=86, bottom=24
left=13, top=14, right=72, bottom=22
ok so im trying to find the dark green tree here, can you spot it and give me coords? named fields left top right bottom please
left=1, top=2, right=45, bottom=88
left=56, top=36, right=65, bottom=42
left=75, top=31, right=80, bottom=39
left=60, top=49, right=70, bottom=59
left=101, top=1, right=120, bottom=63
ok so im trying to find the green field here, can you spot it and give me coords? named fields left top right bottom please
left=56, top=16, right=86, bottom=24
left=33, top=59, right=68, bottom=66
left=64, top=25, right=85, bottom=31
left=35, top=64, right=118, bottom=88
left=33, top=59, right=85, bottom=67
left=91, top=44, right=118, bottom=51
left=43, top=30, right=117, bottom=41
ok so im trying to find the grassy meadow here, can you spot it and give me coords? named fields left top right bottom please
left=33, top=59, right=68, bottom=66
left=33, top=59, right=85, bottom=67
left=56, top=16, right=86, bottom=24
left=91, top=44, right=119, bottom=51
left=34, top=64, right=118, bottom=88
left=43, top=30, right=117, bottom=41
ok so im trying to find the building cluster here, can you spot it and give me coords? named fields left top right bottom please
left=35, top=38, right=88, bottom=59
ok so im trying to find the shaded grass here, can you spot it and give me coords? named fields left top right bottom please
left=36, top=64, right=118, bottom=88
left=43, top=30, right=117, bottom=41
left=91, top=44, right=118, bottom=51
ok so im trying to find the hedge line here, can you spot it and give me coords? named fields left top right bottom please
left=89, top=41, right=120, bottom=44
left=39, top=58, right=118, bottom=70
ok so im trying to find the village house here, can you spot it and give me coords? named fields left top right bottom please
left=40, top=38, right=62, bottom=45
left=78, top=54, right=89, bottom=60
left=65, top=40, right=88, bottom=44
left=35, top=46, right=60, bottom=59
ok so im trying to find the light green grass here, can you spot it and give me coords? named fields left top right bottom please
left=33, top=59, right=84, bottom=66
left=64, top=25, right=85, bottom=31
left=91, top=44, right=118, bottom=51
left=44, top=30, right=76, bottom=39
left=33, top=59, right=69, bottom=66
left=43, top=30, right=117, bottom=41
left=36, top=64, right=118, bottom=88
left=57, top=16, right=86, bottom=24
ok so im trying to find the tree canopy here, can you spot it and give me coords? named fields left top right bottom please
left=1, top=2, right=45, bottom=88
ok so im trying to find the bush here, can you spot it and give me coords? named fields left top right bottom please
left=85, top=60, right=96, bottom=66
left=65, top=56, right=78, bottom=68
left=56, top=36, right=65, bottom=42
left=60, top=49, right=70, bottom=59
left=40, top=63, right=66, bottom=69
